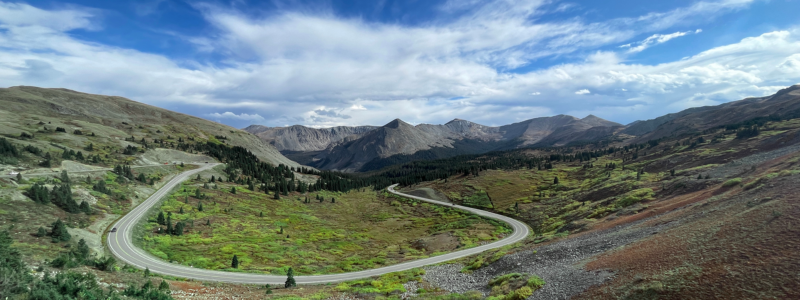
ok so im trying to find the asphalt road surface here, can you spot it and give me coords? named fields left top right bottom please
left=108, top=166, right=530, bottom=284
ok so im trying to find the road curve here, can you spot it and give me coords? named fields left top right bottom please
left=108, top=167, right=530, bottom=284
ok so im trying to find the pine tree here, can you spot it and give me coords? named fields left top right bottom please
left=60, top=170, right=70, bottom=184
left=284, top=267, right=296, bottom=288
left=79, top=201, right=91, bottom=214
left=274, top=191, right=280, bottom=200
left=198, top=202, right=203, bottom=212
left=157, top=211, right=166, bottom=225
left=76, top=238, right=91, bottom=262
left=166, top=213, right=173, bottom=234
left=179, top=207, right=184, bottom=214
left=159, top=280, right=170, bottom=291
left=16, top=172, right=22, bottom=182
left=231, top=187, right=236, bottom=194
left=174, top=222, right=184, bottom=236
left=259, top=211, right=263, bottom=217
left=206, top=219, right=210, bottom=226
left=231, top=255, right=239, bottom=269
left=144, top=267, right=150, bottom=277
left=279, top=227, right=283, bottom=234
left=36, top=227, right=47, bottom=237
left=331, top=197, right=335, bottom=203
left=50, top=219, right=71, bottom=242
left=697, top=174, right=703, bottom=180
left=553, top=176, right=559, bottom=185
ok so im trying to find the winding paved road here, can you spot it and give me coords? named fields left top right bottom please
left=107, top=165, right=530, bottom=284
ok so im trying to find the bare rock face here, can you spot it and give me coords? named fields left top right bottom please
left=308, top=115, right=622, bottom=172
left=244, top=124, right=377, bottom=152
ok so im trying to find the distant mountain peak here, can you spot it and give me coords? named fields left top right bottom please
left=384, top=118, right=411, bottom=129
left=446, top=118, right=467, bottom=123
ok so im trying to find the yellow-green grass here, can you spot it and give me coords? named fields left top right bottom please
left=140, top=180, right=510, bottom=275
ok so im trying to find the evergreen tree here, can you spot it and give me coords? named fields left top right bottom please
left=144, top=267, right=150, bottom=278
left=60, top=170, right=70, bottom=184
left=16, top=172, right=22, bottom=182
left=157, top=211, right=166, bottom=225
left=331, top=197, right=335, bottom=203
left=166, top=213, right=173, bottom=234
left=231, top=187, right=236, bottom=194
left=36, top=227, right=47, bottom=237
left=79, top=201, right=91, bottom=214
left=553, top=176, right=559, bottom=185
left=259, top=211, right=263, bottom=217
left=274, top=191, right=280, bottom=200
left=231, top=255, right=239, bottom=269
left=206, top=219, right=210, bottom=226
left=76, top=238, right=91, bottom=262
left=198, top=202, right=203, bottom=212
left=697, top=174, right=703, bottom=180
left=284, top=267, right=296, bottom=288
left=50, top=219, right=71, bottom=242
left=159, top=280, right=170, bottom=291
left=179, top=207, right=184, bottom=214
left=174, top=222, right=185, bottom=236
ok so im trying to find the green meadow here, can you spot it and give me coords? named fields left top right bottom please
left=140, top=177, right=510, bottom=275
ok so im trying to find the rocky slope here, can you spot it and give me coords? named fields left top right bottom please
left=310, top=115, right=622, bottom=171
left=0, top=86, right=300, bottom=167
left=243, top=124, right=377, bottom=152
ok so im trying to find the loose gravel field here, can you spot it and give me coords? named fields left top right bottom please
left=424, top=215, right=679, bottom=299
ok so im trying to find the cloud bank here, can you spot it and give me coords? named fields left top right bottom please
left=0, top=0, right=798, bottom=128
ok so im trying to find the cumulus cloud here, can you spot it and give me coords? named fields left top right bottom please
left=313, top=108, right=351, bottom=119
left=0, top=0, right=797, bottom=128
left=206, top=112, right=265, bottom=121
left=575, top=89, right=591, bottom=95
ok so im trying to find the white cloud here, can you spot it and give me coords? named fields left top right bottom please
left=575, top=89, right=591, bottom=95
left=1, top=0, right=798, bottom=128
left=206, top=112, right=265, bottom=121
left=0, top=2, right=96, bottom=31
left=623, top=29, right=701, bottom=53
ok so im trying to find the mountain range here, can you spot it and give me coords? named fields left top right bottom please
left=246, top=114, right=624, bottom=172
left=246, top=85, right=800, bottom=172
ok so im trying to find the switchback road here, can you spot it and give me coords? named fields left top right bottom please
left=108, top=166, right=530, bottom=284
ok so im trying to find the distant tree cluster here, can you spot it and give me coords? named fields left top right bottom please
left=736, top=125, right=760, bottom=139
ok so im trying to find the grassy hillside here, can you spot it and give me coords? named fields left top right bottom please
left=391, top=116, right=800, bottom=299
left=139, top=169, right=510, bottom=275
left=0, top=86, right=300, bottom=168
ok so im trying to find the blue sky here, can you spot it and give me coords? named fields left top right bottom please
left=1, top=0, right=800, bottom=128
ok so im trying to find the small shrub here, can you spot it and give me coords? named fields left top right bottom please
left=722, top=178, right=742, bottom=188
